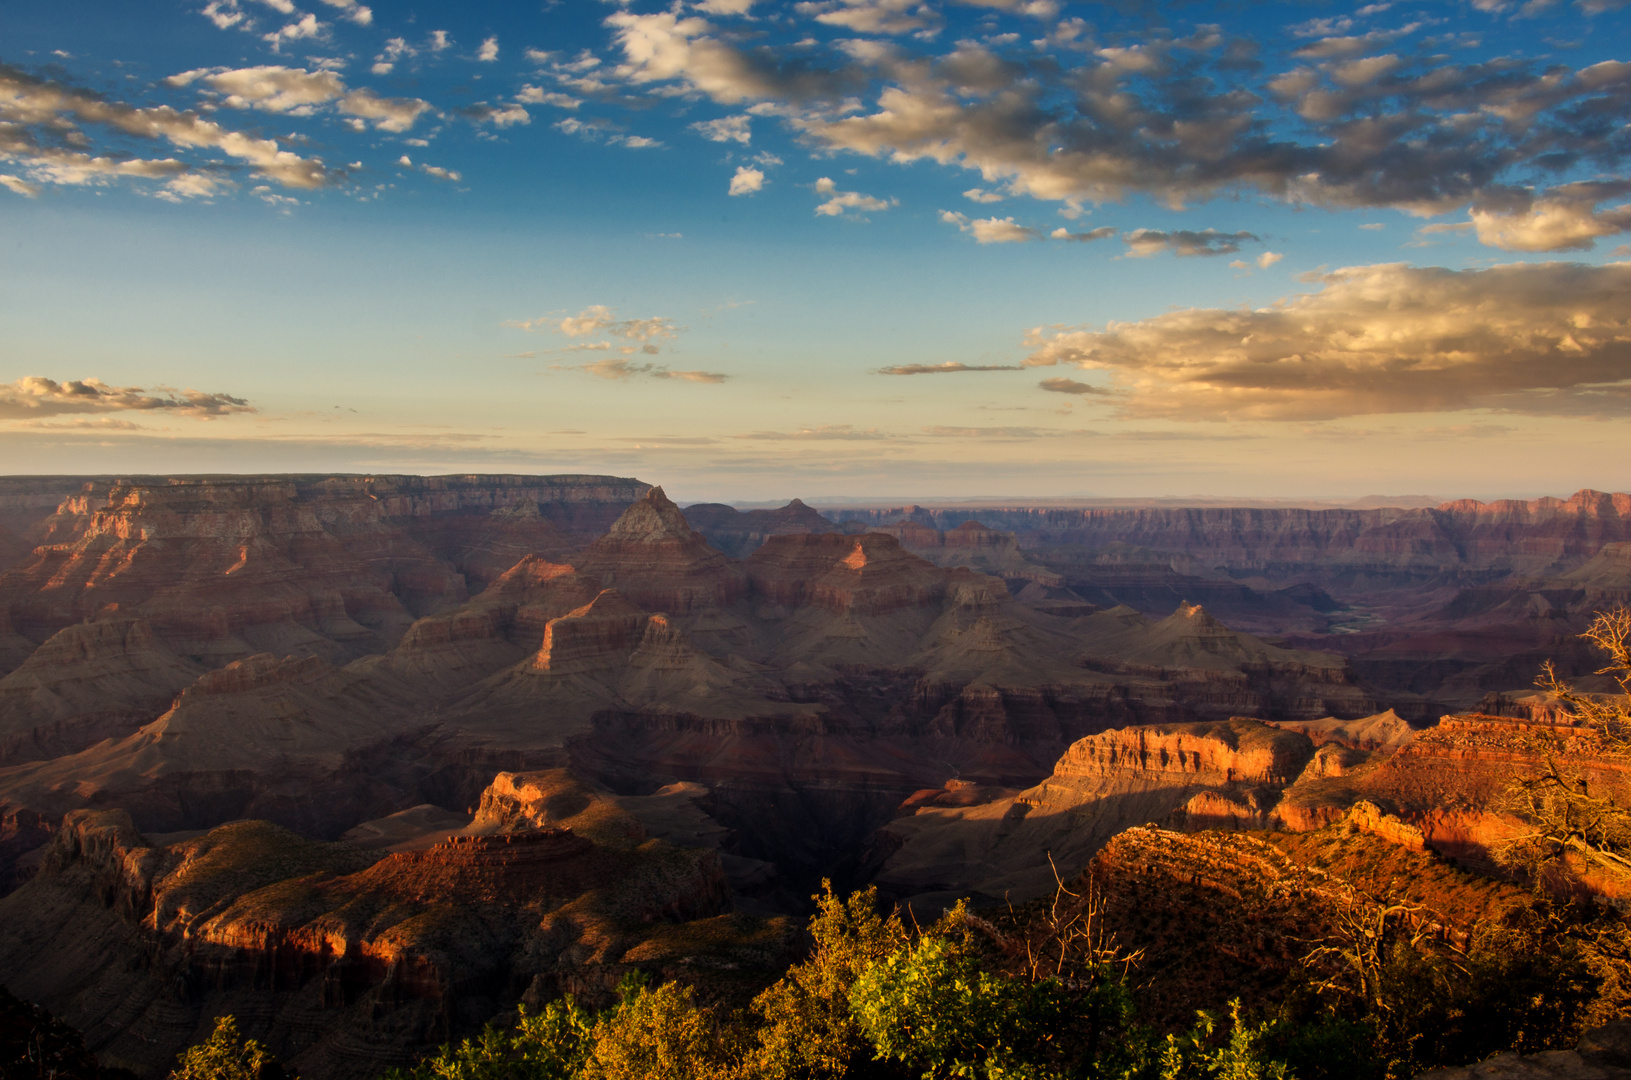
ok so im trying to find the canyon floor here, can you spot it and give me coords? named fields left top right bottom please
left=1, top=474, right=1627, bottom=1077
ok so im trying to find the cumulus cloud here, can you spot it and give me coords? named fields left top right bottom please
left=316, top=0, right=372, bottom=24
left=339, top=88, right=435, bottom=132
left=168, top=67, right=433, bottom=133
left=814, top=176, right=895, bottom=216
left=606, top=10, right=861, bottom=104
left=1021, top=261, right=1631, bottom=421
left=264, top=13, right=325, bottom=50
left=599, top=13, right=1631, bottom=249
left=0, top=64, right=337, bottom=194
left=729, top=165, right=764, bottom=195
left=508, top=305, right=682, bottom=346
left=1122, top=228, right=1258, bottom=258
left=941, top=210, right=1041, bottom=242
left=693, top=114, right=752, bottom=143
left=167, top=65, right=343, bottom=113
left=478, top=36, right=500, bottom=62
left=794, top=0, right=942, bottom=36
left=1469, top=182, right=1631, bottom=252
left=878, top=361, right=1023, bottom=374
left=518, top=86, right=581, bottom=109
left=0, top=377, right=253, bottom=419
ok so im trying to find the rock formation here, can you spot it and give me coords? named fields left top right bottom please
left=0, top=771, right=749, bottom=1080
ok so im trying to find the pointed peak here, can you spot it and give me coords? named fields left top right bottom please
left=604, top=486, right=696, bottom=542
left=785, top=498, right=807, bottom=508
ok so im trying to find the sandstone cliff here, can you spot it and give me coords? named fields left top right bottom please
left=0, top=771, right=749, bottom=1080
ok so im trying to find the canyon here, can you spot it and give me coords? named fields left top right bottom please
left=0, top=474, right=1628, bottom=1076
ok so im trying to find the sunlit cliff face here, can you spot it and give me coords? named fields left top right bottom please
left=4, top=1, right=1631, bottom=499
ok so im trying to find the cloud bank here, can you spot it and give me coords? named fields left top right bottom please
left=1022, top=262, right=1631, bottom=420
left=0, top=377, right=253, bottom=419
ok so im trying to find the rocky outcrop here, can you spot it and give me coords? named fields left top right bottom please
left=0, top=474, right=646, bottom=662
left=826, top=489, right=1631, bottom=582
left=867, top=718, right=1319, bottom=907
left=0, top=772, right=740, bottom=1080
left=0, top=617, right=202, bottom=765
left=1418, top=1021, right=1631, bottom=1080
left=1086, top=821, right=1531, bottom=1027
left=681, top=499, right=837, bottom=558
left=745, top=533, right=949, bottom=616
left=572, top=488, right=745, bottom=615
left=869, top=520, right=1064, bottom=588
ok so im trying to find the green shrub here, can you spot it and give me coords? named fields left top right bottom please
left=169, top=1016, right=284, bottom=1080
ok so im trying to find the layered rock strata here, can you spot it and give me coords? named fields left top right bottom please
left=0, top=771, right=745, bottom=1080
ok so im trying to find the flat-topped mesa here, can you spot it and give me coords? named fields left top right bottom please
left=0, top=477, right=442, bottom=646
left=746, top=532, right=949, bottom=615
left=571, top=487, right=746, bottom=615
left=1052, top=718, right=1315, bottom=787
left=529, top=589, right=653, bottom=675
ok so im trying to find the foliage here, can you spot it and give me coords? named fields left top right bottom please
left=383, top=998, right=592, bottom=1080
left=742, top=882, right=909, bottom=1080
left=848, top=927, right=1075, bottom=1080
left=360, top=871, right=1618, bottom=1080
left=580, top=974, right=728, bottom=1080
left=169, top=1016, right=285, bottom=1080
left=1505, top=607, right=1631, bottom=888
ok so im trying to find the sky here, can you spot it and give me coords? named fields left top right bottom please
left=2, top=0, right=1631, bottom=503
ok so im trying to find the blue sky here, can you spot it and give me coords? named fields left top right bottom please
left=2, top=0, right=1630, bottom=502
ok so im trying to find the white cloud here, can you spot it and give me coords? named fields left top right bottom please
left=1256, top=251, right=1284, bottom=268
left=963, top=187, right=1004, bottom=203
left=507, top=305, right=682, bottom=346
left=201, top=1, right=247, bottom=30
left=372, top=37, right=414, bottom=75
left=263, top=13, right=325, bottom=50
left=315, top=0, right=371, bottom=24
left=478, top=36, right=499, bottom=62
left=168, top=66, right=432, bottom=133
left=338, top=88, right=434, bottom=132
left=429, top=30, right=452, bottom=52
left=168, top=65, right=343, bottom=114
left=814, top=176, right=894, bottom=216
left=0, top=64, right=335, bottom=191
left=696, top=0, right=758, bottom=12
left=518, top=86, right=580, bottom=108
left=693, top=114, right=752, bottom=143
left=1470, top=183, right=1631, bottom=252
left=793, top=0, right=941, bottom=35
left=0, top=174, right=40, bottom=197
left=1021, top=261, right=1631, bottom=420
left=941, top=210, right=1041, bottom=242
left=729, top=165, right=764, bottom=195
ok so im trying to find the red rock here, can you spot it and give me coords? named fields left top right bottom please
left=746, top=532, right=947, bottom=615
left=572, top=487, right=745, bottom=614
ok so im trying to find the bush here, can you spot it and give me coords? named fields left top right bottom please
left=169, top=1017, right=285, bottom=1080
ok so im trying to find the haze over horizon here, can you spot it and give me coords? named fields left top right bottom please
left=4, top=0, right=1631, bottom=501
